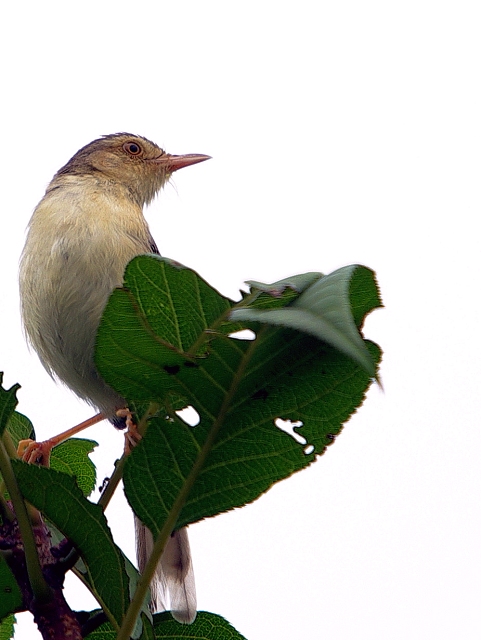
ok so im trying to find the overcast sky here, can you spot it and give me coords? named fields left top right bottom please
left=1, top=2, right=480, bottom=639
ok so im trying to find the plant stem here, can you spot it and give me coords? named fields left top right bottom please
left=98, top=403, right=159, bottom=511
left=186, top=290, right=260, bottom=358
left=0, top=434, right=53, bottom=604
left=116, top=335, right=260, bottom=640
left=97, top=454, right=127, bottom=511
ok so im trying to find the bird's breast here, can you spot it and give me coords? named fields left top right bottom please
left=19, top=181, right=153, bottom=413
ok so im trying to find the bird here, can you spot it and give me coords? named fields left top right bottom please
left=19, top=132, right=210, bottom=623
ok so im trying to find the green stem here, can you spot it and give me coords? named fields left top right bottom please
left=137, top=402, right=160, bottom=438
left=97, top=454, right=127, bottom=511
left=116, top=334, right=260, bottom=640
left=186, top=289, right=260, bottom=357
left=0, top=434, right=53, bottom=604
left=0, top=490, right=15, bottom=522
left=98, top=403, right=160, bottom=511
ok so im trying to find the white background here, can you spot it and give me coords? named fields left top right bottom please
left=1, top=2, right=480, bottom=638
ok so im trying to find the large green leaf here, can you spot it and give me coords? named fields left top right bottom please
left=96, top=256, right=381, bottom=536
left=124, top=337, right=380, bottom=532
left=95, top=257, right=234, bottom=403
left=12, top=462, right=130, bottom=629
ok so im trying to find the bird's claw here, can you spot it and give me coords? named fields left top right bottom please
left=116, top=409, right=142, bottom=455
left=18, top=438, right=53, bottom=466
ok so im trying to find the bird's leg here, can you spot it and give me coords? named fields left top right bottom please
left=18, top=412, right=107, bottom=466
left=115, top=408, right=142, bottom=455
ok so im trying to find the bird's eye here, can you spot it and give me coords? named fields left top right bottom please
left=123, top=142, right=142, bottom=156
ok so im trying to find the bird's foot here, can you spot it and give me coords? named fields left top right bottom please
left=18, top=438, right=54, bottom=466
left=17, top=412, right=107, bottom=466
left=115, top=408, right=142, bottom=455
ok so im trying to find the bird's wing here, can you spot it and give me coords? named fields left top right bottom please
left=148, top=234, right=161, bottom=255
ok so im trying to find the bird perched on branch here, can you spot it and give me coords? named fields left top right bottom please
left=19, top=133, right=210, bottom=623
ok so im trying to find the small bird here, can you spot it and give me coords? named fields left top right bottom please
left=19, top=133, right=210, bottom=623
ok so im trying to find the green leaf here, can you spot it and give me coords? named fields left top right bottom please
left=0, top=408, right=35, bottom=491
left=139, top=613, right=155, bottom=640
left=0, top=554, right=22, bottom=619
left=0, top=615, right=15, bottom=640
left=95, top=256, right=233, bottom=404
left=85, top=611, right=246, bottom=640
left=3, top=412, right=35, bottom=449
left=243, top=272, right=322, bottom=310
left=0, top=376, right=20, bottom=438
left=153, top=611, right=247, bottom=639
left=124, top=337, right=380, bottom=532
left=84, top=622, right=120, bottom=639
left=125, top=559, right=154, bottom=639
left=12, top=462, right=130, bottom=629
left=50, top=438, right=98, bottom=497
left=232, top=265, right=379, bottom=377
left=95, top=257, right=381, bottom=536
left=70, top=555, right=151, bottom=639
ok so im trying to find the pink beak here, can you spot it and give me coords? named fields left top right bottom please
left=153, top=153, right=211, bottom=172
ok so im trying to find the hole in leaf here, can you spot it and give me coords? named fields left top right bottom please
left=274, top=418, right=306, bottom=445
left=175, top=405, right=200, bottom=427
left=304, top=444, right=315, bottom=455
left=229, top=329, right=256, bottom=341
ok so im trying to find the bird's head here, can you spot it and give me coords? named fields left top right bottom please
left=55, top=133, right=210, bottom=206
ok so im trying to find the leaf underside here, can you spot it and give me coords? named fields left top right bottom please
left=95, top=256, right=382, bottom=535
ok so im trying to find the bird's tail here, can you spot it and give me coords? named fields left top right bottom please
left=135, top=518, right=197, bottom=624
